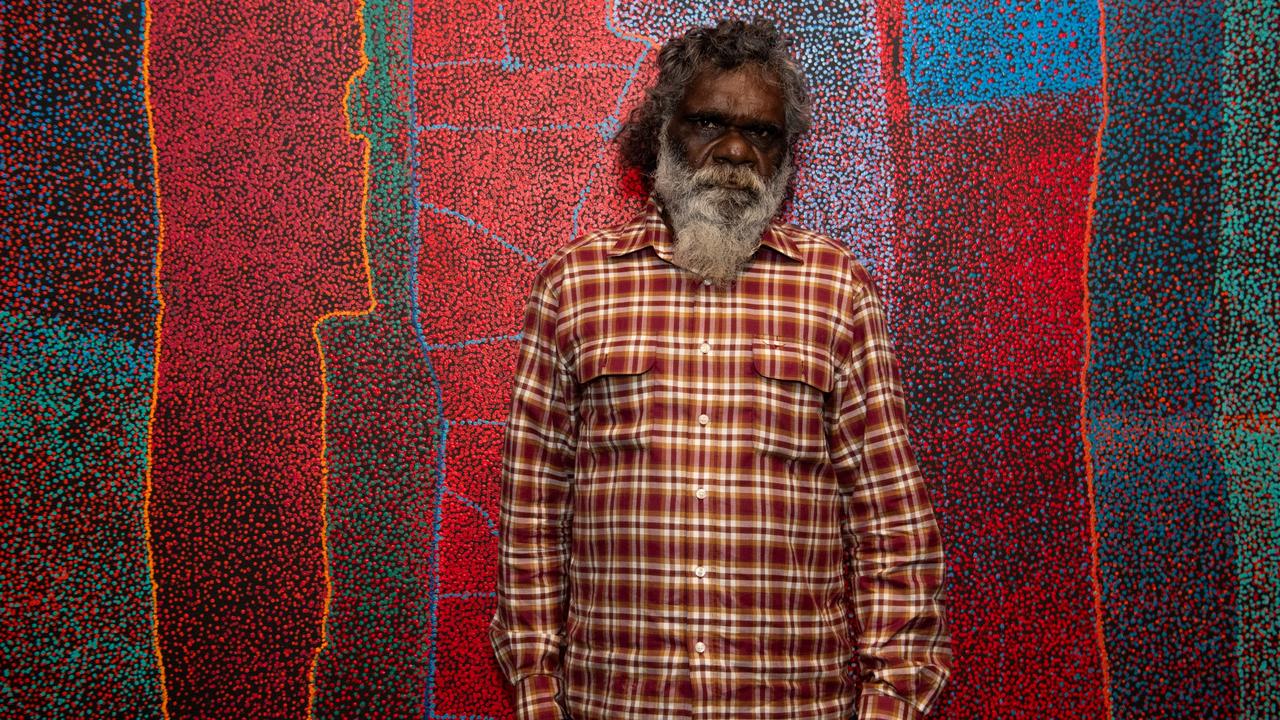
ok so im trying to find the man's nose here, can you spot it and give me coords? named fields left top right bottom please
left=710, top=129, right=756, bottom=166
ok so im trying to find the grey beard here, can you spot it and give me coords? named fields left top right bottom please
left=653, top=132, right=792, bottom=288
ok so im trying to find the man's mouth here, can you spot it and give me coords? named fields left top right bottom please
left=696, top=173, right=761, bottom=194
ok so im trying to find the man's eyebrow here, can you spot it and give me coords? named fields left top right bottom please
left=684, top=112, right=782, bottom=134
left=684, top=110, right=731, bottom=122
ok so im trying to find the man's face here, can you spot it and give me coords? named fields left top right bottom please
left=665, top=63, right=788, bottom=182
left=651, top=63, right=793, bottom=288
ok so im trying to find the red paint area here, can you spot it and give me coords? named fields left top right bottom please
left=972, top=132, right=1091, bottom=377
left=875, top=0, right=912, bottom=306
left=434, top=595, right=512, bottom=716
left=437, top=344, right=521, bottom=422
left=439, top=424, right=503, bottom=596
left=413, top=3, right=648, bottom=713
left=896, top=89, right=1106, bottom=718
left=146, top=0, right=368, bottom=715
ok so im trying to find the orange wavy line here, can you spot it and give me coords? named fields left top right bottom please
left=142, top=0, right=376, bottom=715
left=1079, top=0, right=1115, bottom=717
left=140, top=0, right=171, bottom=715
left=306, top=0, right=377, bottom=714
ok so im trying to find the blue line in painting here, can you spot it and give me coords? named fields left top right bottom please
left=786, top=24, right=866, bottom=34
left=416, top=4, right=652, bottom=717
left=568, top=5, right=652, bottom=240
left=420, top=333, right=521, bottom=352
left=569, top=143, right=611, bottom=241
left=421, top=202, right=539, bottom=265
left=405, top=5, right=450, bottom=718
left=495, top=1, right=513, bottom=65
left=418, top=58, right=495, bottom=69
left=417, top=122, right=595, bottom=133
left=443, top=485, right=499, bottom=537
left=418, top=58, right=632, bottom=72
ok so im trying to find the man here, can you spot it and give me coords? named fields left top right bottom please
left=489, top=18, right=952, bottom=720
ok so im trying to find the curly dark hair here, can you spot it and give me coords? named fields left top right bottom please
left=616, top=18, right=812, bottom=176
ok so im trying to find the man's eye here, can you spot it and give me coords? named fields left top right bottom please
left=746, top=127, right=780, bottom=141
left=692, top=117, right=722, bottom=129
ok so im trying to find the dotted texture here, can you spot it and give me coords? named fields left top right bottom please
left=2, top=0, right=1276, bottom=719
left=1216, top=0, right=1279, bottom=714
left=1, top=2, right=164, bottom=717
left=891, top=2, right=1106, bottom=717
left=144, top=0, right=369, bottom=717
left=1086, top=1, right=1240, bottom=717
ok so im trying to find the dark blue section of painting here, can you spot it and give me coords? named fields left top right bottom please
left=903, top=0, right=1101, bottom=108
left=1, top=1, right=160, bottom=341
left=1087, top=0, right=1238, bottom=715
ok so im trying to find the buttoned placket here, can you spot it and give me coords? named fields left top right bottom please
left=689, top=273, right=715, bottom=702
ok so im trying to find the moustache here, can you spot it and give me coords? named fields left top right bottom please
left=691, top=164, right=766, bottom=196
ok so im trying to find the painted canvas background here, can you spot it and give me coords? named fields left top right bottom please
left=2, top=0, right=1276, bottom=718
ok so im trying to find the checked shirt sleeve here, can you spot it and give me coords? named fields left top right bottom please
left=827, top=281, right=953, bottom=720
left=489, top=264, right=577, bottom=720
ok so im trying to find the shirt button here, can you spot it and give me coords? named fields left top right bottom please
left=702, top=279, right=712, bottom=287
left=699, top=341, right=711, bottom=354
left=694, top=565, right=706, bottom=577
left=698, top=413, right=710, bottom=426
left=695, top=487, right=707, bottom=500
left=695, top=641, right=707, bottom=653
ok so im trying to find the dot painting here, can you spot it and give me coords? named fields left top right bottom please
left=1, top=0, right=1274, bottom=718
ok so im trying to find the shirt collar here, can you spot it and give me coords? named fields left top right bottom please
left=607, top=196, right=804, bottom=264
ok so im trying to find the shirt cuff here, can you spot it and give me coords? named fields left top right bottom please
left=858, top=690, right=922, bottom=720
left=514, top=674, right=566, bottom=720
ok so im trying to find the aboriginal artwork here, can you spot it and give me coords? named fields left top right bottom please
left=1, top=0, right=1275, bottom=717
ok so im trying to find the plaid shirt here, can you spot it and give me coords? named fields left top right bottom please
left=489, top=199, right=952, bottom=720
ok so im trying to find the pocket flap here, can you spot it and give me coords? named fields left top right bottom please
left=751, top=337, right=833, bottom=392
left=579, top=344, right=657, bottom=383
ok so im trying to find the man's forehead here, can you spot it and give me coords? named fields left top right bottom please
left=678, top=64, right=786, bottom=125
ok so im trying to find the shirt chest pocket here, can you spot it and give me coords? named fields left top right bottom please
left=749, top=337, right=833, bottom=464
left=577, top=343, right=657, bottom=453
